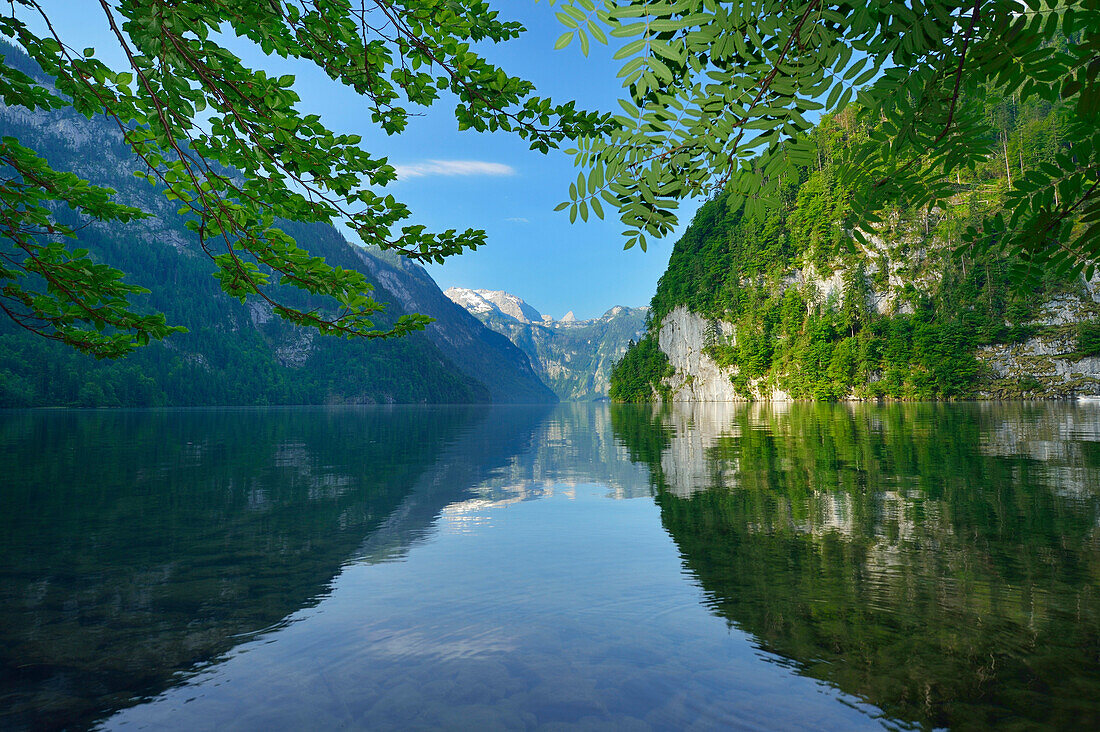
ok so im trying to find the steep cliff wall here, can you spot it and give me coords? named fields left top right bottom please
left=658, top=307, right=743, bottom=402
left=656, top=298, right=1100, bottom=401
left=611, top=105, right=1098, bottom=403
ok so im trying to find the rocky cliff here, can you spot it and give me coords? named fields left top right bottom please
left=611, top=108, right=1100, bottom=403
left=445, top=287, right=647, bottom=400
left=657, top=296, right=1100, bottom=402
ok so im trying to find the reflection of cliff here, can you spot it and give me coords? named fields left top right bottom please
left=612, top=402, right=1100, bottom=729
left=0, top=406, right=547, bottom=730
left=464, top=404, right=653, bottom=504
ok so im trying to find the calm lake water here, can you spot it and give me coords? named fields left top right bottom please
left=1, top=402, right=1098, bottom=730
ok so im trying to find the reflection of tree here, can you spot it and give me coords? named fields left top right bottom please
left=612, top=402, right=1100, bottom=729
left=609, top=404, right=673, bottom=473
left=0, top=406, right=542, bottom=730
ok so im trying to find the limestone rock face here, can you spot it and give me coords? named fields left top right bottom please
left=442, top=288, right=543, bottom=324
left=655, top=299, right=1100, bottom=401
left=978, top=337, right=1100, bottom=398
left=658, top=307, right=743, bottom=402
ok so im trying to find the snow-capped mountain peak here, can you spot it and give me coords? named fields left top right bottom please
left=444, top=287, right=543, bottom=324
left=443, top=286, right=649, bottom=401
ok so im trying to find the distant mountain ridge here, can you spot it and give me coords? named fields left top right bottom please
left=444, top=288, right=547, bottom=324
left=0, top=47, right=555, bottom=406
left=445, top=287, right=647, bottom=401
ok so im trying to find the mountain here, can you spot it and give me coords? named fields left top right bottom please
left=445, top=287, right=647, bottom=401
left=0, top=49, right=555, bottom=406
left=443, top=288, right=546, bottom=324
left=611, top=102, right=1100, bottom=402
left=354, top=258, right=556, bottom=404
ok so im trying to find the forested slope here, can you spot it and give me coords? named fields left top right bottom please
left=611, top=92, right=1099, bottom=402
left=0, top=49, right=554, bottom=406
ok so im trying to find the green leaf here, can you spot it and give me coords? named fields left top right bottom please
left=614, top=38, right=647, bottom=60
left=588, top=20, right=608, bottom=45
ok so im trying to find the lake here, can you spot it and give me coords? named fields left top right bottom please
left=1, top=402, right=1098, bottom=730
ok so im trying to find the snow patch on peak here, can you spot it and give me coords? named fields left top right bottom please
left=443, top=287, right=495, bottom=315
left=445, top=287, right=543, bottom=323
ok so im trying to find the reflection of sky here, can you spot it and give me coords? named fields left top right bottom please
left=467, top=404, right=656, bottom=503
left=102, top=487, right=885, bottom=731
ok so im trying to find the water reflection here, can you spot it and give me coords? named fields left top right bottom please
left=611, top=402, right=1100, bottom=729
left=466, top=403, right=654, bottom=505
left=0, top=406, right=548, bottom=730
left=3, top=403, right=1099, bottom=730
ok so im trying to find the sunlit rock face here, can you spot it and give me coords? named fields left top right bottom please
left=655, top=293, right=1100, bottom=400
left=659, top=307, right=744, bottom=402
left=443, top=288, right=545, bottom=324
left=657, top=307, right=794, bottom=401
left=974, top=279, right=1100, bottom=398
left=445, top=288, right=648, bottom=401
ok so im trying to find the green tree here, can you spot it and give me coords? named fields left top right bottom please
left=0, top=0, right=608, bottom=357
left=548, top=0, right=1098, bottom=284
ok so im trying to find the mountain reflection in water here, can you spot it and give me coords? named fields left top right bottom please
left=0, top=406, right=549, bottom=729
left=612, top=401, right=1100, bottom=729
left=0, top=402, right=1097, bottom=730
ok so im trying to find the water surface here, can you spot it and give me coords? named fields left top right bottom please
left=1, top=403, right=1098, bottom=729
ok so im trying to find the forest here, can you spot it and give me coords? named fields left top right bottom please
left=0, top=154, right=487, bottom=407
left=610, top=87, right=1093, bottom=402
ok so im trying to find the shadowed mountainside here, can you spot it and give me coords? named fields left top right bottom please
left=0, top=48, right=554, bottom=406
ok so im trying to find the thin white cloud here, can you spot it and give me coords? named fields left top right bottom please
left=504, top=217, right=529, bottom=223
left=392, top=160, right=516, bottom=179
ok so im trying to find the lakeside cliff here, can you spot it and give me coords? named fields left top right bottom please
left=611, top=102, right=1100, bottom=402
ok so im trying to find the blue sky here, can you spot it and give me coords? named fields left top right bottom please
left=31, top=2, right=703, bottom=320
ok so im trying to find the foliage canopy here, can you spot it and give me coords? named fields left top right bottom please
left=549, top=0, right=1099, bottom=285
left=0, top=0, right=608, bottom=357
